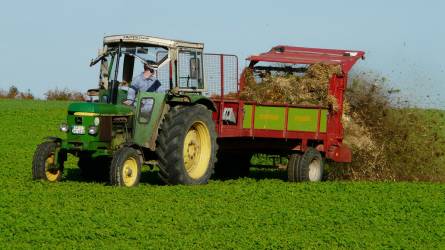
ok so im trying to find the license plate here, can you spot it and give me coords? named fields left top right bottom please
left=72, top=125, right=85, bottom=135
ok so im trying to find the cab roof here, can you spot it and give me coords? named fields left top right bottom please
left=247, top=45, right=365, bottom=73
left=103, top=34, right=204, bottom=49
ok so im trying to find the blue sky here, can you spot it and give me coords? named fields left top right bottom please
left=0, top=0, right=444, bottom=108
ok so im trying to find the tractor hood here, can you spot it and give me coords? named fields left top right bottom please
left=68, top=102, right=133, bottom=116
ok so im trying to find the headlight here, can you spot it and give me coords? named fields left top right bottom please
left=88, top=126, right=98, bottom=135
left=60, top=123, right=69, bottom=132
left=94, top=117, right=100, bottom=126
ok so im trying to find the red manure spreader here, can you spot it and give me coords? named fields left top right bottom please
left=208, top=46, right=364, bottom=181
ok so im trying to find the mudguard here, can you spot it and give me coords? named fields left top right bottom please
left=43, top=136, right=62, bottom=143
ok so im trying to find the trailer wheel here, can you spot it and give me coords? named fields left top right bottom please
left=109, top=147, right=141, bottom=187
left=32, top=142, right=63, bottom=182
left=289, top=148, right=324, bottom=182
left=156, top=104, right=217, bottom=185
left=287, top=153, right=301, bottom=182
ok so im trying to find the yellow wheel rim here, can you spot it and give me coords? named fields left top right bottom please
left=183, top=121, right=211, bottom=179
left=45, top=154, right=61, bottom=182
left=122, top=157, right=138, bottom=186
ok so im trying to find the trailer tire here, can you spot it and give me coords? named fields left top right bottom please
left=287, top=153, right=301, bottom=182
left=109, top=147, right=141, bottom=187
left=32, top=142, right=63, bottom=182
left=296, top=147, right=324, bottom=182
left=156, top=104, right=217, bottom=185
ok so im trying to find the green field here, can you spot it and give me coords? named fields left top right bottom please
left=1, top=99, right=444, bottom=249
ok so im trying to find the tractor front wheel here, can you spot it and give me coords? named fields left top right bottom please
left=109, top=147, right=142, bottom=187
left=32, top=142, right=63, bottom=182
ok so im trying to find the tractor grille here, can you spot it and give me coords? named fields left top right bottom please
left=99, top=116, right=112, bottom=141
left=74, top=116, right=83, bottom=125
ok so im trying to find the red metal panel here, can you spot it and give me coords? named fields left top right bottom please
left=250, top=104, right=256, bottom=137
left=247, top=45, right=364, bottom=73
left=218, top=55, right=224, bottom=135
left=283, top=106, right=289, bottom=139
left=326, top=144, right=352, bottom=162
left=238, top=102, right=245, bottom=130
left=211, top=98, right=325, bottom=109
left=218, top=127, right=327, bottom=143
left=316, top=109, right=321, bottom=139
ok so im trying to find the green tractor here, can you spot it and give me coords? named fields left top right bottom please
left=32, top=35, right=218, bottom=187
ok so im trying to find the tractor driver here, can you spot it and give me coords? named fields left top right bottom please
left=123, top=63, right=161, bottom=106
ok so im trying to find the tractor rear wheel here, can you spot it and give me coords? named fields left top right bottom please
left=109, top=147, right=142, bottom=187
left=32, top=142, right=63, bottom=182
left=288, top=148, right=324, bottom=182
left=156, top=104, right=217, bottom=185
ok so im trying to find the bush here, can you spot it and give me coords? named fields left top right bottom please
left=44, top=88, right=85, bottom=101
left=19, top=89, right=34, bottom=100
left=7, top=86, right=19, bottom=98
left=0, top=85, right=34, bottom=100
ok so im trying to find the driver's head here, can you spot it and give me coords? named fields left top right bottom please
left=143, top=64, right=154, bottom=74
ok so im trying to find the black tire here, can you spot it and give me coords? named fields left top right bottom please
left=78, top=156, right=111, bottom=181
left=156, top=104, right=217, bottom=185
left=293, top=147, right=324, bottom=182
left=287, top=153, right=301, bottom=182
left=214, top=151, right=251, bottom=179
left=32, top=141, right=63, bottom=182
left=109, top=147, right=142, bottom=187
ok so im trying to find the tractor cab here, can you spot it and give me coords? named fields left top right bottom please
left=63, top=35, right=211, bottom=153
left=89, top=34, right=206, bottom=104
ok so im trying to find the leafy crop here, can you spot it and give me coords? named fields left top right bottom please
left=0, top=99, right=444, bottom=249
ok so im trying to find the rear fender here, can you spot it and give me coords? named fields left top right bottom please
left=170, top=94, right=216, bottom=112
left=118, top=143, right=145, bottom=163
left=193, top=97, right=217, bottom=112
left=43, top=136, right=62, bottom=143
left=42, top=137, right=67, bottom=163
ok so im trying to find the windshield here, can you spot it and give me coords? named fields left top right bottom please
left=90, top=43, right=171, bottom=103
left=96, top=44, right=169, bottom=88
left=112, top=45, right=168, bottom=65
